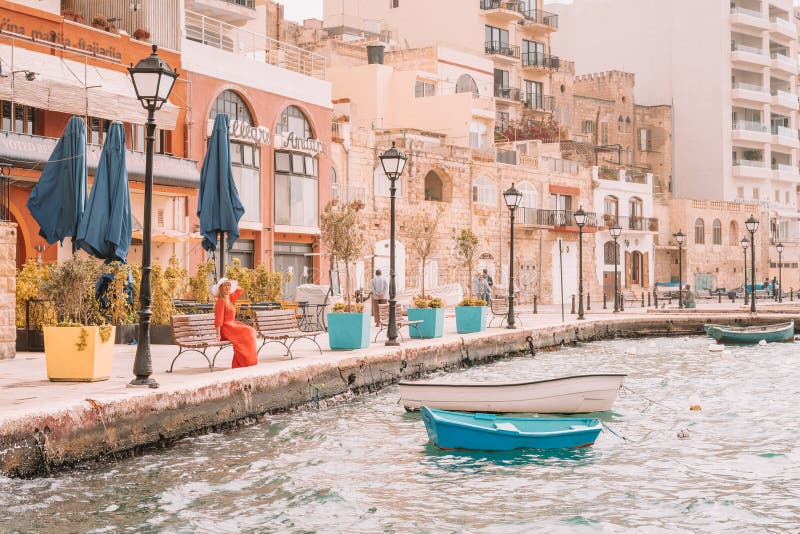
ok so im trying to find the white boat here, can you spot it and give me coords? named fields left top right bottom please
left=399, top=374, right=627, bottom=413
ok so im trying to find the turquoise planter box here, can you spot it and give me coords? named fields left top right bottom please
left=327, top=312, right=371, bottom=350
left=455, top=306, right=487, bottom=334
left=408, top=307, right=444, bottom=338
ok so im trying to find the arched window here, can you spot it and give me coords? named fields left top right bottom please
left=631, top=251, right=642, bottom=284
left=604, top=195, right=619, bottom=225
left=374, top=166, right=401, bottom=197
left=518, top=182, right=537, bottom=208
left=469, top=121, right=488, bottom=148
left=695, top=218, right=705, bottom=244
left=712, top=219, right=722, bottom=245
left=472, top=177, right=496, bottom=206
left=625, top=116, right=632, bottom=133
left=424, top=171, right=444, bottom=202
left=629, top=197, right=643, bottom=229
left=209, top=90, right=253, bottom=124
left=729, top=221, right=738, bottom=245
left=604, top=241, right=619, bottom=265
left=276, top=105, right=313, bottom=139
left=617, top=115, right=624, bottom=132
left=456, top=74, right=479, bottom=96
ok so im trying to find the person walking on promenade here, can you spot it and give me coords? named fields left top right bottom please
left=683, top=284, right=696, bottom=309
left=371, top=269, right=388, bottom=326
left=477, top=273, right=492, bottom=304
left=483, top=268, right=494, bottom=290
left=212, top=277, right=258, bottom=368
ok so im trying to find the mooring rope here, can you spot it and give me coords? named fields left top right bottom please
left=620, top=384, right=681, bottom=414
left=599, top=420, right=636, bottom=443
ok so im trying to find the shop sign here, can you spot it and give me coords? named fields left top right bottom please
left=206, top=118, right=270, bottom=145
left=0, top=16, right=122, bottom=60
left=275, top=132, right=325, bottom=155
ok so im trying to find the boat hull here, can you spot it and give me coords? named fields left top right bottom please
left=705, top=321, right=795, bottom=344
left=400, top=374, right=626, bottom=413
left=421, top=407, right=602, bottom=451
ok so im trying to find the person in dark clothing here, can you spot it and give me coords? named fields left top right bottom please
left=482, top=268, right=493, bottom=288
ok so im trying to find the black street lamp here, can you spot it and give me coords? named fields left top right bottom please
left=776, top=242, right=784, bottom=303
left=128, top=45, right=178, bottom=388
left=673, top=230, right=685, bottom=308
left=745, top=214, right=759, bottom=313
left=610, top=222, right=622, bottom=313
left=503, top=184, right=523, bottom=329
left=574, top=206, right=588, bottom=320
left=741, top=237, right=749, bottom=305
left=379, top=141, right=407, bottom=346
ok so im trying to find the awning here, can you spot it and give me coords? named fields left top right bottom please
left=0, top=130, right=199, bottom=189
left=0, top=43, right=180, bottom=130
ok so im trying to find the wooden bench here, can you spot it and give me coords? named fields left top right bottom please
left=621, top=290, right=640, bottom=307
left=374, top=303, right=422, bottom=342
left=253, top=309, right=323, bottom=359
left=488, top=297, right=521, bottom=327
left=168, top=314, right=231, bottom=372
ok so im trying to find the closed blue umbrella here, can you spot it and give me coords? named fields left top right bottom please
left=75, top=122, right=132, bottom=262
left=198, top=114, right=245, bottom=273
left=26, top=116, right=87, bottom=249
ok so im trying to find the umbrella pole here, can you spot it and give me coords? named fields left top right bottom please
left=219, top=231, right=225, bottom=278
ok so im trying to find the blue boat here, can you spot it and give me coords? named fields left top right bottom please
left=704, top=321, right=795, bottom=344
left=420, top=407, right=602, bottom=451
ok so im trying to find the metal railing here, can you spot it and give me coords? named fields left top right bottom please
left=521, top=52, right=560, bottom=69
left=185, top=10, right=326, bottom=80
left=518, top=208, right=598, bottom=228
left=485, top=41, right=520, bottom=59
left=733, top=120, right=767, bottom=132
left=523, top=94, right=556, bottom=111
left=223, top=0, right=255, bottom=7
left=600, top=214, right=658, bottom=232
left=521, top=8, right=559, bottom=28
left=494, top=85, right=522, bottom=101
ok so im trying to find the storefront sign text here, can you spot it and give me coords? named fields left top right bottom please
left=0, top=17, right=123, bottom=60
left=230, top=119, right=271, bottom=145
left=278, top=132, right=325, bottom=155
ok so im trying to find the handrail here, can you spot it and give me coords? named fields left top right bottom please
left=485, top=41, right=520, bottom=59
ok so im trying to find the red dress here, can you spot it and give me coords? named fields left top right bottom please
left=214, top=288, right=258, bottom=368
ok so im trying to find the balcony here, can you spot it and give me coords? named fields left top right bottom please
left=485, top=41, right=520, bottom=62
left=479, top=0, right=524, bottom=23
left=732, top=120, right=771, bottom=143
left=519, top=8, right=559, bottom=32
left=494, top=85, right=523, bottom=103
left=732, top=82, right=771, bottom=104
left=731, top=43, right=771, bottom=67
left=540, top=156, right=583, bottom=175
left=770, top=16, right=797, bottom=38
left=770, top=51, right=798, bottom=74
left=521, top=52, right=560, bottom=71
left=772, top=163, right=800, bottom=179
left=770, top=89, right=799, bottom=110
left=599, top=214, right=658, bottom=232
left=184, top=10, right=326, bottom=79
left=771, top=125, right=800, bottom=148
left=186, top=0, right=256, bottom=25
left=496, top=149, right=518, bottom=165
left=523, top=94, right=555, bottom=112
left=733, top=159, right=772, bottom=179
left=518, top=208, right=598, bottom=229
left=730, top=6, right=770, bottom=30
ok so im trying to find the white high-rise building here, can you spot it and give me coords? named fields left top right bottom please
left=550, top=0, right=799, bottom=221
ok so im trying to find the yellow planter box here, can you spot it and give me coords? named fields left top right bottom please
left=43, top=326, right=115, bottom=382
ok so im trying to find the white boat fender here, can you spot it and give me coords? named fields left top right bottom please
left=625, top=346, right=638, bottom=356
left=721, top=350, right=733, bottom=360
left=708, top=344, right=725, bottom=352
left=689, top=394, right=702, bottom=411
left=677, top=429, right=690, bottom=439
left=758, top=339, right=768, bottom=346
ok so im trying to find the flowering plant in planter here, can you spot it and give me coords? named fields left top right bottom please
left=455, top=297, right=487, bottom=334
left=409, top=295, right=445, bottom=339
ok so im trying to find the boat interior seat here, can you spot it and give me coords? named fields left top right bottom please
left=494, top=422, right=519, bottom=432
left=570, top=425, right=590, bottom=430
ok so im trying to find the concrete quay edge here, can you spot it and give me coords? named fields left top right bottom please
left=1, top=312, right=796, bottom=478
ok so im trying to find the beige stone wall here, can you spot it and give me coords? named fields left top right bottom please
left=0, top=222, right=16, bottom=359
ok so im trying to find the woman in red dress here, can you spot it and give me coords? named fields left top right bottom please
left=212, top=277, right=258, bottom=368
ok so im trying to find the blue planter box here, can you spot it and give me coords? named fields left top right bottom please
left=455, top=306, right=487, bottom=334
left=327, top=312, right=371, bottom=350
left=408, top=307, right=444, bottom=338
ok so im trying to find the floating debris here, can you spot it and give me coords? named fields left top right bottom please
left=677, top=429, right=690, bottom=439
left=758, top=339, right=768, bottom=346
left=708, top=343, right=725, bottom=352
left=689, top=394, right=702, bottom=411
left=625, top=346, right=638, bottom=356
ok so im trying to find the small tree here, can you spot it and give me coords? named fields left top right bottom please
left=405, top=207, right=443, bottom=297
left=164, top=254, right=188, bottom=301
left=189, top=259, right=217, bottom=303
left=455, top=229, right=479, bottom=297
left=320, top=200, right=366, bottom=310
left=40, top=256, right=101, bottom=325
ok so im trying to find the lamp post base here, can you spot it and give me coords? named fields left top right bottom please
left=128, top=377, right=159, bottom=389
left=385, top=339, right=400, bottom=347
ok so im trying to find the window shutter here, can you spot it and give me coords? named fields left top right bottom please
left=643, top=252, right=649, bottom=288
left=625, top=251, right=632, bottom=287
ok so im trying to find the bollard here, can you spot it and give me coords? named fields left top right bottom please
left=668, top=293, right=673, bottom=305
left=571, top=294, right=576, bottom=315
left=647, top=292, right=651, bottom=307
left=587, top=293, right=591, bottom=311
left=791, top=289, right=794, bottom=302
left=718, top=291, right=722, bottom=304
left=533, top=294, right=538, bottom=314
left=744, top=290, right=749, bottom=306
left=641, top=293, right=645, bottom=307
left=603, top=293, right=607, bottom=310
left=620, top=294, right=625, bottom=311
left=654, top=292, right=659, bottom=308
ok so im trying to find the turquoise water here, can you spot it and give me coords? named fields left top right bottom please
left=2, top=336, right=799, bottom=532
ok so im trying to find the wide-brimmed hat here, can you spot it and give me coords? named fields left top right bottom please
left=210, top=277, right=238, bottom=298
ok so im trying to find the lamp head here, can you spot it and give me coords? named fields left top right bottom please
left=128, top=45, right=178, bottom=111
left=776, top=242, right=784, bottom=254
left=740, top=237, right=749, bottom=250
left=745, top=214, right=759, bottom=234
left=609, top=223, right=622, bottom=238
left=379, top=141, right=407, bottom=181
left=674, top=229, right=685, bottom=245
left=573, top=205, right=588, bottom=228
left=503, top=183, right=523, bottom=211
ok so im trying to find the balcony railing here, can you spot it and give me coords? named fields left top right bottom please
left=731, top=42, right=767, bottom=55
left=522, top=9, right=558, bottom=28
left=485, top=41, right=520, bottom=59
left=771, top=125, right=795, bottom=137
left=540, top=156, right=582, bottom=175
left=523, top=94, right=556, bottom=111
left=600, top=214, right=658, bottom=232
left=730, top=6, right=765, bottom=19
left=521, top=52, right=560, bottom=70
left=494, top=85, right=522, bottom=101
left=733, top=159, right=766, bottom=167
left=185, top=10, right=326, bottom=80
left=223, top=0, right=255, bottom=7
left=518, top=208, right=598, bottom=228
left=733, top=120, right=767, bottom=132
left=732, top=82, right=770, bottom=93
left=771, top=89, right=795, bottom=99
left=772, top=163, right=798, bottom=174
left=480, top=1, right=558, bottom=27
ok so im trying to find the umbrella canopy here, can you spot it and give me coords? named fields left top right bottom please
left=75, top=122, right=132, bottom=262
left=26, top=116, right=87, bottom=247
left=197, top=113, right=245, bottom=252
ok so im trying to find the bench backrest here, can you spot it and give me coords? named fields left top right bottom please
left=378, top=303, right=403, bottom=324
left=171, top=314, right=218, bottom=345
left=490, top=297, right=508, bottom=315
left=254, top=309, right=300, bottom=334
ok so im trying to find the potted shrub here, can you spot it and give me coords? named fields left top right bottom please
left=408, top=295, right=444, bottom=338
left=455, top=297, right=487, bottom=334
left=91, top=15, right=108, bottom=30
left=321, top=200, right=370, bottom=350
left=453, top=229, right=486, bottom=333
left=40, top=256, right=115, bottom=382
left=133, top=28, right=150, bottom=41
